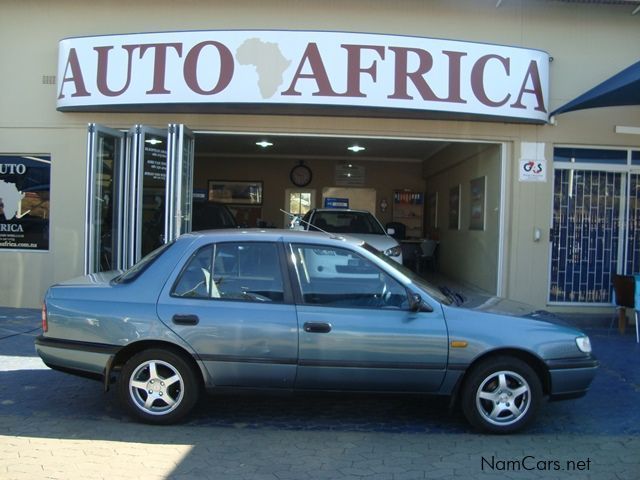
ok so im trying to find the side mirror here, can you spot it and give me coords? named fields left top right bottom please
left=408, top=293, right=423, bottom=312
left=386, top=227, right=396, bottom=236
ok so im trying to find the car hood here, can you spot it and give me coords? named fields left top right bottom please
left=463, top=294, right=569, bottom=325
left=349, top=233, right=399, bottom=253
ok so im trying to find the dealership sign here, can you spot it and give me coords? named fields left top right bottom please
left=57, top=30, right=550, bottom=123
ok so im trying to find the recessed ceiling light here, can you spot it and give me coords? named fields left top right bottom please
left=145, top=138, right=162, bottom=145
left=256, top=140, right=274, bottom=148
left=348, top=145, right=365, bottom=153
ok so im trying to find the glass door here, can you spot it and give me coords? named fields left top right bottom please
left=85, top=124, right=126, bottom=274
left=165, top=124, right=195, bottom=242
left=127, top=125, right=169, bottom=264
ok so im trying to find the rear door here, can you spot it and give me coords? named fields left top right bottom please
left=157, top=239, right=298, bottom=388
left=289, top=242, right=448, bottom=392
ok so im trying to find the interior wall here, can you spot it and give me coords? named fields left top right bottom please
left=194, top=154, right=425, bottom=228
left=424, top=143, right=501, bottom=294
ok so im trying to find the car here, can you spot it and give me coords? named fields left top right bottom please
left=292, top=208, right=403, bottom=263
left=191, top=201, right=237, bottom=231
left=35, top=229, right=598, bottom=433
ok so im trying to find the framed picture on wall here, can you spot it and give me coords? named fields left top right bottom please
left=449, top=185, right=460, bottom=230
left=208, top=180, right=263, bottom=205
left=469, top=176, right=486, bottom=231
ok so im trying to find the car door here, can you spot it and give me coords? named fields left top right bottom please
left=157, top=240, right=298, bottom=388
left=289, top=242, right=448, bottom=392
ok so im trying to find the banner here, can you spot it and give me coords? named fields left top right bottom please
left=0, top=155, right=51, bottom=250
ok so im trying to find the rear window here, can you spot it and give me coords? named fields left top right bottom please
left=112, top=241, right=174, bottom=284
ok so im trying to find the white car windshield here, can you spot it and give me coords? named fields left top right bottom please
left=312, top=211, right=385, bottom=235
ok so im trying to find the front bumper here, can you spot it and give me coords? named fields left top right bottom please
left=546, top=356, right=599, bottom=401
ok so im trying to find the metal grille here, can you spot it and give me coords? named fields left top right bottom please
left=625, top=174, right=640, bottom=274
left=549, top=169, right=622, bottom=303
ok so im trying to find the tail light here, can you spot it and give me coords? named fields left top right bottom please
left=41, top=302, right=48, bottom=333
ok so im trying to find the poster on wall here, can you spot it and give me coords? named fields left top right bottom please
left=0, top=155, right=50, bottom=250
left=469, top=176, right=486, bottom=230
left=448, top=185, right=460, bottom=230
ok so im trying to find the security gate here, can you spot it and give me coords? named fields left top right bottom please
left=549, top=147, right=640, bottom=305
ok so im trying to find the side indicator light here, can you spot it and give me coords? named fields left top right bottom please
left=450, top=340, right=468, bottom=348
left=41, top=303, right=48, bottom=333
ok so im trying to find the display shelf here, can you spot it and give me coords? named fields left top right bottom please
left=393, top=190, right=424, bottom=238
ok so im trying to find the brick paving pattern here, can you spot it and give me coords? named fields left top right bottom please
left=1, top=307, right=639, bottom=479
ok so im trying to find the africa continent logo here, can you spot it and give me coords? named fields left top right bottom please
left=236, top=38, right=291, bottom=99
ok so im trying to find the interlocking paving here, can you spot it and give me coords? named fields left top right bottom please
left=1, top=307, right=639, bottom=479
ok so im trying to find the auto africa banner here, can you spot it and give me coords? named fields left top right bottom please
left=0, top=155, right=51, bottom=250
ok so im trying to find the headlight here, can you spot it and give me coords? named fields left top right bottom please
left=575, top=336, right=592, bottom=353
left=384, top=246, right=402, bottom=257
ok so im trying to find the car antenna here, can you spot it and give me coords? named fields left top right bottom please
left=280, top=209, right=339, bottom=239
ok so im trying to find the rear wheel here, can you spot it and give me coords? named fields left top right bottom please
left=461, top=356, right=542, bottom=434
left=119, top=348, right=199, bottom=424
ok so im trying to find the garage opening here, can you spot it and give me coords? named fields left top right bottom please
left=192, top=132, right=504, bottom=296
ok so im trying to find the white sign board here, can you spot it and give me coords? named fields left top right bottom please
left=57, top=30, right=550, bottom=123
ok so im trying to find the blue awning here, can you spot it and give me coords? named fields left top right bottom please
left=550, top=59, right=640, bottom=117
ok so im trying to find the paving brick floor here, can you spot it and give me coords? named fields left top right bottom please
left=1, top=307, right=639, bottom=479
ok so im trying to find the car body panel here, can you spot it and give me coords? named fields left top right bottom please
left=296, top=304, right=448, bottom=391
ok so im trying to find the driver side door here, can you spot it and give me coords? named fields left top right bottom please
left=290, top=243, right=448, bottom=392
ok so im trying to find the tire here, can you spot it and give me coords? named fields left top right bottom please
left=118, top=348, right=200, bottom=425
left=461, top=356, right=542, bottom=434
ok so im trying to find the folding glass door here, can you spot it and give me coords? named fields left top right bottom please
left=85, top=123, right=194, bottom=274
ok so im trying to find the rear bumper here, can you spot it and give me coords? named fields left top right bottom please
left=35, top=336, right=118, bottom=383
left=546, top=356, right=599, bottom=401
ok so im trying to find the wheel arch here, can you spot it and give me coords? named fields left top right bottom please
left=454, top=348, right=551, bottom=401
left=108, top=340, right=207, bottom=388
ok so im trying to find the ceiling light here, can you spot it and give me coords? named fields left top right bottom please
left=145, top=138, right=162, bottom=145
left=347, top=145, right=365, bottom=153
left=256, top=140, right=274, bottom=148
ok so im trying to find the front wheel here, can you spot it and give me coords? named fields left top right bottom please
left=118, top=348, right=199, bottom=424
left=461, top=356, right=542, bottom=434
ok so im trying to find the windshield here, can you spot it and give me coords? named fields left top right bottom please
left=312, top=211, right=385, bottom=235
left=112, top=241, right=174, bottom=284
left=362, top=243, right=452, bottom=305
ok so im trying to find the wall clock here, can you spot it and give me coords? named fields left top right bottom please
left=290, top=163, right=312, bottom=187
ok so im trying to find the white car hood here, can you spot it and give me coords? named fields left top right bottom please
left=351, top=233, right=401, bottom=259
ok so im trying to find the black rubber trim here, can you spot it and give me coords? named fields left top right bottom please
left=198, top=354, right=444, bottom=370
left=198, top=354, right=297, bottom=365
left=545, top=356, right=599, bottom=370
left=35, top=336, right=120, bottom=355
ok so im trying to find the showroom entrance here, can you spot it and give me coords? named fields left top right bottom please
left=84, top=126, right=505, bottom=296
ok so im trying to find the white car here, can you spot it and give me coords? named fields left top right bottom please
left=293, top=208, right=403, bottom=263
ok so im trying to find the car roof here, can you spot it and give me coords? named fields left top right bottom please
left=180, top=228, right=364, bottom=246
left=311, top=208, right=371, bottom=214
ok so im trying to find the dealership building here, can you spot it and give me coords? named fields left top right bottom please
left=0, top=0, right=638, bottom=316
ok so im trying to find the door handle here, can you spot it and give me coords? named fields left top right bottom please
left=172, top=314, right=199, bottom=325
left=303, top=322, right=332, bottom=333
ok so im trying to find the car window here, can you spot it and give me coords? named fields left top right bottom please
left=172, top=242, right=284, bottom=302
left=290, top=243, right=408, bottom=309
left=311, top=211, right=385, bottom=235
left=362, top=243, right=452, bottom=305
